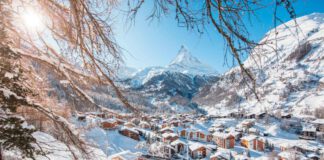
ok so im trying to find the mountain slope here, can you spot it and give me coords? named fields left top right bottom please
left=121, top=46, right=219, bottom=112
left=194, top=13, right=324, bottom=118
left=128, top=46, right=218, bottom=86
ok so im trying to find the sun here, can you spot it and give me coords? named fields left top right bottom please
left=20, top=8, right=45, bottom=32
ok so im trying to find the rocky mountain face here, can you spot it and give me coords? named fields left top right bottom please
left=120, top=46, right=219, bottom=112
left=193, top=13, right=324, bottom=118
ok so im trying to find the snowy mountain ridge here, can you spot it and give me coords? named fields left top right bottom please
left=194, top=13, right=324, bottom=118
left=127, top=45, right=217, bottom=86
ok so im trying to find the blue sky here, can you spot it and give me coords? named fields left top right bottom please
left=114, top=0, right=324, bottom=73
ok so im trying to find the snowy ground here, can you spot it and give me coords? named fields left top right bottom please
left=85, top=127, right=147, bottom=156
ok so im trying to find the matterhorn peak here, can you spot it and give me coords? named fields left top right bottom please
left=169, top=45, right=201, bottom=66
left=167, top=45, right=217, bottom=75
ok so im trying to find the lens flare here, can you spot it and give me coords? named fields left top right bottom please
left=20, top=8, right=45, bottom=32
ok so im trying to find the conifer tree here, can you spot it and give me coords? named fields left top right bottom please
left=0, top=1, right=39, bottom=158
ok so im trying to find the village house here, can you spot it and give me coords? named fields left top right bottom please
left=161, top=123, right=169, bottom=128
left=115, top=119, right=125, bottom=125
left=179, top=128, right=187, bottom=138
left=170, top=120, right=181, bottom=127
left=189, top=143, right=211, bottom=159
left=159, top=127, right=174, bottom=134
left=101, top=119, right=118, bottom=129
left=149, top=142, right=175, bottom=159
left=140, top=115, right=150, bottom=121
left=139, top=121, right=151, bottom=129
left=170, top=139, right=186, bottom=153
left=230, top=131, right=243, bottom=141
left=87, top=112, right=106, bottom=119
left=115, top=113, right=129, bottom=120
left=280, top=143, right=291, bottom=151
left=278, top=150, right=306, bottom=160
left=240, top=119, right=255, bottom=129
left=182, top=119, right=193, bottom=128
left=213, top=132, right=235, bottom=149
left=212, top=123, right=225, bottom=129
left=210, top=150, right=234, bottom=160
left=292, top=144, right=320, bottom=155
left=312, top=119, right=324, bottom=132
left=248, top=127, right=260, bottom=135
left=124, top=122, right=136, bottom=128
left=108, top=150, right=145, bottom=160
left=240, top=135, right=265, bottom=151
left=198, top=116, right=208, bottom=122
left=299, top=125, right=317, bottom=140
left=281, top=112, right=292, bottom=119
left=130, top=118, right=140, bottom=125
left=150, top=118, right=160, bottom=124
left=162, top=133, right=179, bottom=143
left=77, top=114, right=86, bottom=121
left=307, top=153, right=321, bottom=160
left=279, top=142, right=319, bottom=155
left=119, top=127, right=140, bottom=141
left=194, top=130, right=212, bottom=142
left=256, top=112, right=267, bottom=119
left=244, top=113, right=256, bottom=119
left=182, top=128, right=212, bottom=142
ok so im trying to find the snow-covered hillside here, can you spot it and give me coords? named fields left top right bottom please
left=195, top=13, right=324, bottom=118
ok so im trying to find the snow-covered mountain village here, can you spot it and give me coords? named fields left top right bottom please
left=1, top=0, right=324, bottom=160
left=70, top=13, right=324, bottom=160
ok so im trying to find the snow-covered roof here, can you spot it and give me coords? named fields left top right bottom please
left=124, top=121, right=135, bottom=126
left=102, top=118, right=117, bottom=123
left=307, top=153, right=320, bottom=158
left=189, top=142, right=207, bottom=151
left=212, top=123, right=225, bottom=128
left=248, top=128, right=259, bottom=132
left=120, top=126, right=139, bottom=134
left=213, top=132, right=234, bottom=139
left=240, top=119, right=255, bottom=126
left=170, top=139, right=186, bottom=146
left=108, top=150, right=141, bottom=160
left=210, top=150, right=231, bottom=159
left=302, top=125, right=316, bottom=132
left=280, top=142, right=291, bottom=148
left=162, top=132, right=178, bottom=138
left=186, top=123, right=210, bottom=134
left=160, top=126, right=174, bottom=132
left=278, top=150, right=306, bottom=160
left=139, top=121, right=150, bottom=126
left=241, top=135, right=257, bottom=141
left=312, top=119, right=324, bottom=124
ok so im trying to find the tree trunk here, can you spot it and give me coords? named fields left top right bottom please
left=0, top=144, right=2, bottom=160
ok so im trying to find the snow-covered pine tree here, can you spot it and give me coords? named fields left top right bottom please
left=0, top=1, right=40, bottom=158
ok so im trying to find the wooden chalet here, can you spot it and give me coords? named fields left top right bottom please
left=213, top=132, right=235, bottom=149
left=162, top=133, right=179, bottom=143
left=312, top=119, right=324, bottom=132
left=101, top=119, right=118, bottom=129
left=189, top=143, right=211, bottom=159
left=299, top=125, right=317, bottom=140
left=119, top=127, right=140, bottom=141
left=240, top=135, right=265, bottom=151
left=170, top=139, right=186, bottom=153
left=139, top=121, right=151, bottom=129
